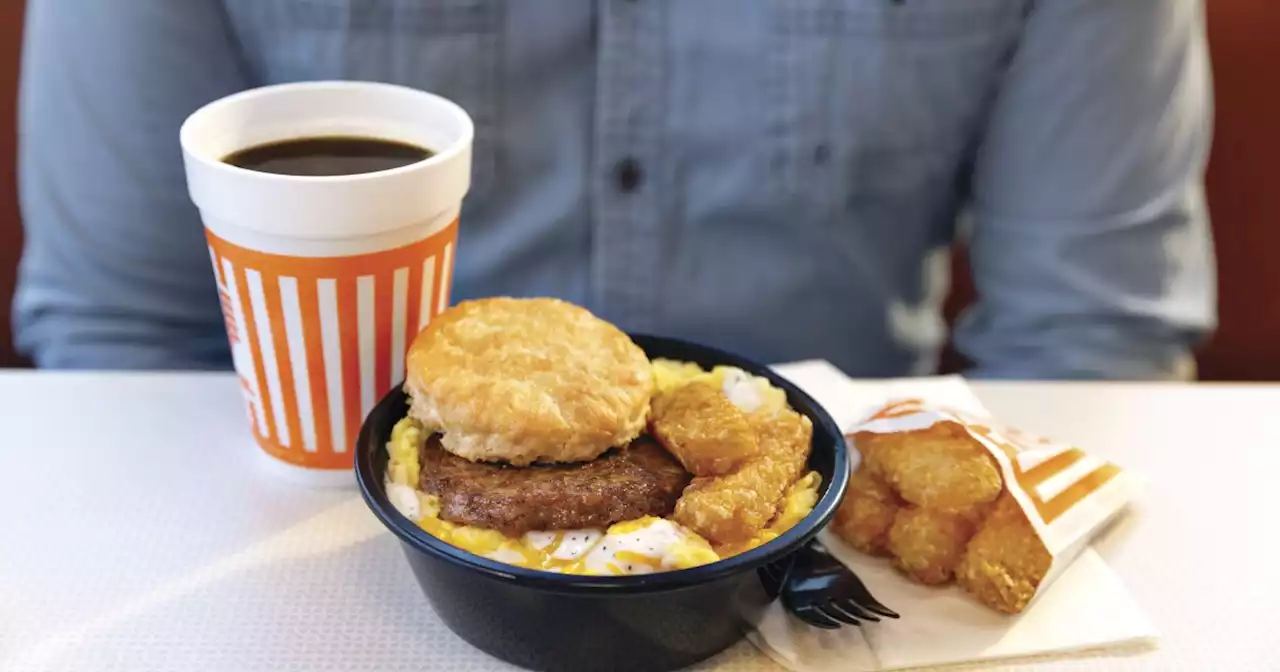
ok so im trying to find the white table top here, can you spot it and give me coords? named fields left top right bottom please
left=0, top=371, right=1274, bottom=671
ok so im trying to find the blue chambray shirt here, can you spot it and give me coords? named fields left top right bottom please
left=14, top=0, right=1216, bottom=379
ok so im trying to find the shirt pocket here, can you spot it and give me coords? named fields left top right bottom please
left=764, top=0, right=1026, bottom=227
left=224, top=0, right=502, bottom=198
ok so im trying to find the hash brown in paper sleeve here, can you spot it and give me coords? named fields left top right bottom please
left=834, top=399, right=1138, bottom=614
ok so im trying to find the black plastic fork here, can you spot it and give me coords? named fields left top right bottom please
left=771, top=539, right=899, bottom=629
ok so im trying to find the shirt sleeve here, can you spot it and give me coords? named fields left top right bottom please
left=954, top=0, right=1216, bottom=381
left=13, top=0, right=251, bottom=369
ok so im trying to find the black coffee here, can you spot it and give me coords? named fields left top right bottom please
left=223, top=136, right=433, bottom=176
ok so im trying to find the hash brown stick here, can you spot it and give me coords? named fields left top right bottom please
left=650, top=381, right=760, bottom=476
left=673, top=407, right=812, bottom=544
left=886, top=505, right=986, bottom=585
left=831, top=466, right=901, bottom=556
left=955, top=493, right=1052, bottom=614
left=856, top=422, right=1003, bottom=511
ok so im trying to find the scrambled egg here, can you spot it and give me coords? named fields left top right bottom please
left=713, top=471, right=823, bottom=557
left=385, top=359, right=821, bottom=576
left=652, top=359, right=788, bottom=416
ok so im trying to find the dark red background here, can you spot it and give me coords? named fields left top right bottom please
left=1, top=1, right=23, bottom=366
left=1, top=2, right=1276, bottom=377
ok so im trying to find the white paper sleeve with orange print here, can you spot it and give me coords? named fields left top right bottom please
left=206, top=218, right=457, bottom=470
left=854, top=399, right=1140, bottom=597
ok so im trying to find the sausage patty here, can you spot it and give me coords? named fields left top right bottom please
left=419, top=434, right=692, bottom=536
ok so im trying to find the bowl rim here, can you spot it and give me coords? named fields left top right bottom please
left=355, top=333, right=850, bottom=594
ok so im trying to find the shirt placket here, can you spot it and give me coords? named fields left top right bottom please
left=591, top=0, right=667, bottom=333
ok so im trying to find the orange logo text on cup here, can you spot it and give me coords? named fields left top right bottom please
left=207, top=220, right=458, bottom=469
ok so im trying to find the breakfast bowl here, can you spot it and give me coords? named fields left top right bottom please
left=356, top=334, right=850, bottom=672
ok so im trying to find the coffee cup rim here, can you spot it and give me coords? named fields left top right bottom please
left=179, top=80, right=474, bottom=185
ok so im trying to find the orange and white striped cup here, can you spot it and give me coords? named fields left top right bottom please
left=180, top=81, right=472, bottom=485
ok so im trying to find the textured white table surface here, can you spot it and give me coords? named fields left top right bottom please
left=0, top=372, right=1274, bottom=671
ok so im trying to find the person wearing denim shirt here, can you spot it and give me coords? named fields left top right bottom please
left=13, top=0, right=1215, bottom=379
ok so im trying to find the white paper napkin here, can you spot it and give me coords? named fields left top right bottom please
left=759, top=361, right=1159, bottom=672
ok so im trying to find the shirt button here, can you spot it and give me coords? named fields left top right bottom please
left=615, top=158, right=643, bottom=193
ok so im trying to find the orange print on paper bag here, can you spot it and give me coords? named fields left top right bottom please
left=850, top=398, right=1135, bottom=557
left=206, top=219, right=458, bottom=469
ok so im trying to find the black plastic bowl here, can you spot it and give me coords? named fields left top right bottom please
left=356, top=335, right=849, bottom=672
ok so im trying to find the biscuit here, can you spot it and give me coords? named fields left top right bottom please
left=405, top=297, right=653, bottom=465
